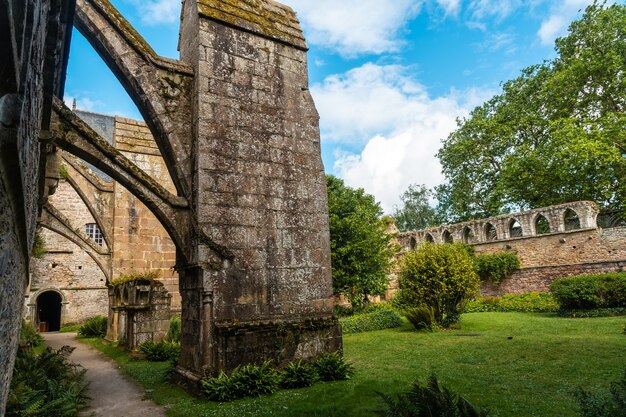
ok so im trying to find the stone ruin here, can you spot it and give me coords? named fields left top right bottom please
left=1, top=0, right=343, bottom=406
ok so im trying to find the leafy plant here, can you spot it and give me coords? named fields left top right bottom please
left=6, top=346, right=89, bottom=417
left=474, top=252, right=520, bottom=285
left=557, top=307, right=626, bottom=318
left=19, top=320, right=43, bottom=348
left=340, top=309, right=403, bottom=334
left=405, top=305, right=436, bottom=332
left=315, top=352, right=355, bottom=381
left=166, top=315, right=181, bottom=343
left=575, top=368, right=626, bottom=417
left=377, top=373, right=489, bottom=417
left=465, top=292, right=559, bottom=313
left=397, top=242, right=480, bottom=327
left=140, top=340, right=181, bottom=362
left=31, top=232, right=46, bottom=259
left=280, top=360, right=319, bottom=389
left=78, top=316, right=107, bottom=338
left=201, top=360, right=280, bottom=402
left=550, top=273, right=626, bottom=310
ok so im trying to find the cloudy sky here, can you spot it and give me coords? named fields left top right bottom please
left=64, top=0, right=615, bottom=212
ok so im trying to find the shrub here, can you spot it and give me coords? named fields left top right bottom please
left=166, top=315, right=181, bottom=343
left=340, top=309, right=403, bottom=334
left=465, top=292, right=559, bottom=313
left=377, top=373, right=489, bottom=417
left=78, top=316, right=107, bottom=338
left=557, top=307, right=626, bottom=318
left=405, top=305, right=436, bottom=331
left=315, top=352, right=355, bottom=381
left=19, top=320, right=43, bottom=348
left=202, top=360, right=280, bottom=402
left=280, top=360, right=319, bottom=389
left=550, top=273, right=626, bottom=310
left=140, top=340, right=181, bottom=362
left=575, top=368, right=626, bottom=417
left=6, top=346, right=89, bottom=417
left=397, top=242, right=480, bottom=327
left=474, top=252, right=520, bottom=285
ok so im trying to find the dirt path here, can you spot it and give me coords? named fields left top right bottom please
left=43, top=332, right=168, bottom=417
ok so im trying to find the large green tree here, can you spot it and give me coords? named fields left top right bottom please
left=392, top=184, right=438, bottom=232
left=326, top=175, right=396, bottom=308
left=436, top=2, right=626, bottom=222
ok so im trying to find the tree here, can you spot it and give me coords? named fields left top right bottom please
left=326, top=175, right=396, bottom=308
left=392, top=184, right=438, bottom=232
left=396, top=243, right=479, bottom=327
left=436, top=2, right=626, bottom=222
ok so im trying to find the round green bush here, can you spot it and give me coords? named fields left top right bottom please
left=397, top=242, right=480, bottom=327
left=340, top=309, right=403, bottom=334
left=549, top=273, right=626, bottom=310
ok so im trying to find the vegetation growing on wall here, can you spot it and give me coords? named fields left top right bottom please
left=31, top=232, right=46, bottom=259
left=110, top=270, right=160, bottom=287
left=474, top=252, right=521, bottom=285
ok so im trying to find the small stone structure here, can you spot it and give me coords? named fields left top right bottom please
left=108, top=279, right=172, bottom=350
left=396, top=201, right=626, bottom=296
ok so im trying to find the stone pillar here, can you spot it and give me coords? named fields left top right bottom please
left=174, top=0, right=341, bottom=385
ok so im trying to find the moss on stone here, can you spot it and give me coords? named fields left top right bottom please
left=110, top=270, right=160, bottom=287
left=197, top=0, right=307, bottom=50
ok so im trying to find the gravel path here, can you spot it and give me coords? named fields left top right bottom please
left=43, top=332, right=168, bottom=417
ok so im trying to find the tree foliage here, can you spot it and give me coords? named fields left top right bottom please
left=396, top=243, right=479, bottom=327
left=327, top=175, right=396, bottom=308
left=393, top=184, right=438, bottom=232
left=436, top=2, right=626, bottom=222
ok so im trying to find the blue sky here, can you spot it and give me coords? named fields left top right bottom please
left=64, top=0, right=618, bottom=212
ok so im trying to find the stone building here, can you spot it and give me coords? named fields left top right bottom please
left=27, top=110, right=181, bottom=330
left=395, top=201, right=626, bottom=296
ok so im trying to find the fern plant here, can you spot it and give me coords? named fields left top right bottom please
left=78, top=316, right=107, bottom=338
left=377, top=373, right=489, bottom=417
left=280, top=360, right=319, bottom=389
left=315, top=352, right=355, bottom=381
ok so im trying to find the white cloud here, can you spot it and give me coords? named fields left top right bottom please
left=469, top=0, right=522, bottom=22
left=63, top=95, right=103, bottom=112
left=537, top=0, right=594, bottom=45
left=128, top=0, right=180, bottom=25
left=476, top=31, right=517, bottom=54
left=312, top=64, right=492, bottom=212
left=436, top=0, right=461, bottom=16
left=282, top=0, right=423, bottom=56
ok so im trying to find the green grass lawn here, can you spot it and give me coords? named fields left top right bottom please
left=82, top=313, right=626, bottom=417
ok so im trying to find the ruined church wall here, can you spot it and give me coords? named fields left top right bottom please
left=112, top=116, right=180, bottom=310
left=28, top=180, right=108, bottom=324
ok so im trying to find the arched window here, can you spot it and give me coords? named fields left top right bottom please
left=425, top=233, right=434, bottom=243
left=442, top=230, right=453, bottom=244
left=462, top=226, right=475, bottom=244
left=485, top=223, right=498, bottom=241
left=509, top=219, right=523, bottom=238
left=535, top=214, right=551, bottom=235
left=85, top=223, right=103, bottom=246
left=409, top=237, right=417, bottom=250
left=564, top=209, right=581, bottom=231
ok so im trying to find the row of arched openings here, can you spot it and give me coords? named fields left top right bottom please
left=408, top=208, right=583, bottom=248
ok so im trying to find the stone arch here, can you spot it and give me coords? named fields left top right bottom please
left=509, top=218, right=523, bottom=238
left=425, top=233, right=435, bottom=243
left=462, top=226, right=475, bottom=243
left=73, top=0, right=194, bottom=198
left=409, top=236, right=417, bottom=250
left=485, top=222, right=498, bottom=241
left=534, top=214, right=551, bottom=235
left=564, top=209, right=581, bottom=231
left=29, top=288, right=68, bottom=332
left=442, top=230, right=453, bottom=244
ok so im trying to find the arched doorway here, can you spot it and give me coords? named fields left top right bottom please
left=36, top=290, right=62, bottom=332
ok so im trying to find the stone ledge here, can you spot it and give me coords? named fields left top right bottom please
left=197, top=0, right=307, bottom=50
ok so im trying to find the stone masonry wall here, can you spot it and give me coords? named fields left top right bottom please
left=112, top=116, right=180, bottom=310
left=28, top=180, right=108, bottom=324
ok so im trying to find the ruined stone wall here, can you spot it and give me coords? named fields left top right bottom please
left=28, top=180, right=108, bottom=324
left=0, top=0, right=74, bottom=410
left=176, top=0, right=340, bottom=376
left=112, top=116, right=180, bottom=309
left=395, top=202, right=626, bottom=297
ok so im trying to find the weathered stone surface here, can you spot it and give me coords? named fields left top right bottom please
left=395, top=201, right=626, bottom=296
left=0, top=0, right=74, bottom=411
